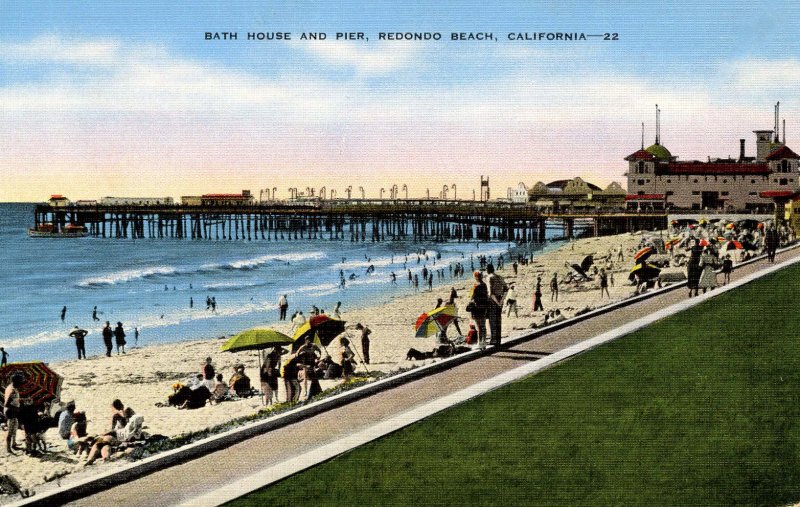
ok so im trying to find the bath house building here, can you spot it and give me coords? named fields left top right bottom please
left=625, top=129, right=799, bottom=212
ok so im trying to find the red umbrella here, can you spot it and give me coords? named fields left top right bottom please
left=291, top=314, right=346, bottom=351
left=633, top=247, right=653, bottom=262
left=0, top=362, right=62, bottom=406
left=699, top=239, right=710, bottom=247
left=726, top=240, right=743, bottom=250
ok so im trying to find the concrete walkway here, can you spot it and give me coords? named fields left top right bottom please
left=60, top=246, right=800, bottom=506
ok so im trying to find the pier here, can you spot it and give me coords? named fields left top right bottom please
left=32, top=200, right=667, bottom=242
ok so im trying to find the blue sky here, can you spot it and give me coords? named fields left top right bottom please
left=1, top=1, right=799, bottom=200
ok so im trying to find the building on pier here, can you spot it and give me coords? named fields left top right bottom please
left=99, top=196, right=174, bottom=206
left=625, top=103, right=800, bottom=211
left=527, top=177, right=625, bottom=211
left=181, top=191, right=254, bottom=206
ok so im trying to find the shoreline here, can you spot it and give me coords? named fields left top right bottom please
left=1, top=229, right=668, bottom=497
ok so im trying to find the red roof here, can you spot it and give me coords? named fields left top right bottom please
left=765, top=145, right=800, bottom=160
left=658, top=162, right=770, bottom=175
left=759, top=190, right=798, bottom=199
left=625, top=194, right=665, bottom=201
left=201, top=194, right=250, bottom=198
left=624, top=149, right=656, bottom=162
left=49, top=194, right=65, bottom=199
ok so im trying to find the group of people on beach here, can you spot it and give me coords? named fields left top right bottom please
left=66, top=321, right=131, bottom=359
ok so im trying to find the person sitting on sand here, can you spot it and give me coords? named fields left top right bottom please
left=110, top=399, right=129, bottom=431
left=179, top=384, right=211, bottom=409
left=228, top=366, right=252, bottom=398
left=58, top=401, right=76, bottom=440
left=210, top=374, right=229, bottom=404
left=67, top=411, right=87, bottom=452
left=201, top=357, right=215, bottom=388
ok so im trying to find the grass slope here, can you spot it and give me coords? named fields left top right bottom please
left=230, top=265, right=800, bottom=506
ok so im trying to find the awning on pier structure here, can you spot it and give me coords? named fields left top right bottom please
left=625, top=194, right=666, bottom=212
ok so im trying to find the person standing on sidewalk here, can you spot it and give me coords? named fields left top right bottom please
left=485, top=264, right=508, bottom=347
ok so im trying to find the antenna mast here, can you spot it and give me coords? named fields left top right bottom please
left=655, top=104, right=660, bottom=145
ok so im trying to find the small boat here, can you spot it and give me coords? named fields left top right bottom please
left=28, top=223, right=88, bottom=238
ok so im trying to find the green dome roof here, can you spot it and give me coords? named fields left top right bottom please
left=645, top=143, right=672, bottom=161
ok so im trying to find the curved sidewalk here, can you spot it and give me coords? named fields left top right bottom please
left=21, top=246, right=800, bottom=507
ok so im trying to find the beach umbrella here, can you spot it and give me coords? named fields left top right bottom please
left=221, top=328, right=293, bottom=405
left=415, top=305, right=458, bottom=338
left=0, top=362, right=62, bottom=406
left=569, top=263, right=590, bottom=280
left=580, top=255, right=594, bottom=272
left=699, top=239, right=710, bottom=247
left=220, top=328, right=293, bottom=353
left=725, top=240, right=743, bottom=251
left=292, top=315, right=346, bottom=351
left=629, top=263, right=661, bottom=281
left=633, top=246, right=653, bottom=262
left=726, top=223, right=735, bottom=230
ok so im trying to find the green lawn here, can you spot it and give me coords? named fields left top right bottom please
left=230, top=264, right=800, bottom=506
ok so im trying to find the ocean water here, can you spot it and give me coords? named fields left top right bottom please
left=0, top=203, right=570, bottom=362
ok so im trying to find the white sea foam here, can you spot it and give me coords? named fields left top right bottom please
left=78, top=266, right=181, bottom=287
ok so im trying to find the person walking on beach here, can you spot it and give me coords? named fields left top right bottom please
left=211, top=297, right=217, bottom=312
left=0, top=347, right=7, bottom=367
left=92, top=306, right=99, bottom=322
left=599, top=268, right=610, bottom=299
left=190, top=297, right=193, bottom=309
left=533, top=276, right=544, bottom=312
left=206, top=296, right=211, bottom=310
left=334, top=301, right=342, bottom=319
left=113, top=322, right=127, bottom=354
left=468, top=271, right=489, bottom=350
left=355, top=323, right=372, bottom=364
left=550, top=273, right=559, bottom=302
left=102, top=322, right=113, bottom=357
left=278, top=294, right=288, bottom=320
left=60, top=306, right=67, bottom=322
left=291, top=311, right=306, bottom=333
left=134, top=327, right=139, bottom=346
left=69, top=326, right=88, bottom=359
left=506, top=284, right=519, bottom=317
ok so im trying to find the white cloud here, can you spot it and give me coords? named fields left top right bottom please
left=727, top=57, right=800, bottom=93
left=0, top=35, right=120, bottom=65
left=292, top=40, right=420, bottom=75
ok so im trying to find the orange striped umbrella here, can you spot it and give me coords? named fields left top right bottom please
left=0, top=362, right=62, bottom=406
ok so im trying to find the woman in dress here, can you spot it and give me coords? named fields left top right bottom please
left=686, top=239, right=703, bottom=297
left=698, top=246, right=718, bottom=293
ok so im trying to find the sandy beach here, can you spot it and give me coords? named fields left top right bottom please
left=1, top=230, right=680, bottom=497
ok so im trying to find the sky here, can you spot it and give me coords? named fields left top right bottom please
left=2, top=0, right=800, bottom=201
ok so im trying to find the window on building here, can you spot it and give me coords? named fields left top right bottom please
left=721, top=191, right=729, bottom=196
left=782, top=160, right=789, bottom=173
left=691, top=191, right=700, bottom=195
left=637, top=179, right=645, bottom=185
left=751, top=180, right=756, bottom=184
left=637, top=190, right=644, bottom=195
left=638, top=161, right=644, bottom=174
left=722, top=179, right=727, bottom=184
left=691, top=203, right=701, bottom=210
left=665, top=191, right=674, bottom=196
left=666, top=179, right=671, bottom=183
left=693, top=179, right=699, bottom=183
left=780, top=178, right=788, bottom=185
left=749, top=192, right=758, bottom=196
